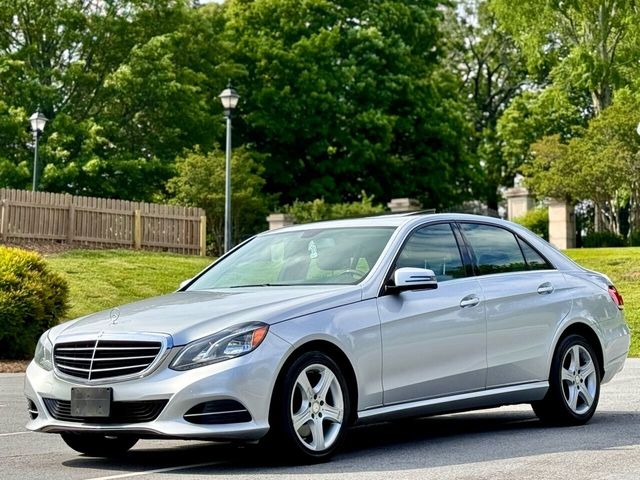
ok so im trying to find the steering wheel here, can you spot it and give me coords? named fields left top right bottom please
left=333, top=269, right=366, bottom=281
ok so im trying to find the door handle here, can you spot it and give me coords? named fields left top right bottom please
left=537, top=283, right=554, bottom=295
left=460, top=295, right=480, bottom=308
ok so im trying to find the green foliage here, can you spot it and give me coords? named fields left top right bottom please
left=628, top=231, right=640, bottom=247
left=0, top=0, right=232, bottom=200
left=167, top=146, right=273, bottom=255
left=0, top=0, right=482, bottom=211
left=0, top=246, right=69, bottom=359
left=283, top=193, right=385, bottom=224
left=444, top=0, right=528, bottom=209
left=582, top=232, right=626, bottom=248
left=497, top=87, right=587, bottom=180
left=524, top=89, right=640, bottom=234
left=223, top=0, right=476, bottom=209
left=491, top=0, right=640, bottom=114
left=513, top=207, right=549, bottom=240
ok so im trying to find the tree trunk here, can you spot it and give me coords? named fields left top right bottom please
left=591, top=84, right=612, bottom=116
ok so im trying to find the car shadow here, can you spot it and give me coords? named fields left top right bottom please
left=61, top=408, right=640, bottom=476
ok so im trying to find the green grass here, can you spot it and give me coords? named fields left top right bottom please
left=46, top=250, right=212, bottom=320
left=566, top=247, right=639, bottom=356
left=45, top=247, right=638, bottom=356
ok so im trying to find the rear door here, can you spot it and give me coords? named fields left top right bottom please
left=377, top=222, right=486, bottom=404
left=458, top=222, right=572, bottom=388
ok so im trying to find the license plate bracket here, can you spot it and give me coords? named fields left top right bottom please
left=70, top=387, right=112, bottom=418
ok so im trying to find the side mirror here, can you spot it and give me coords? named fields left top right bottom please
left=178, top=278, right=193, bottom=290
left=387, top=267, right=437, bottom=293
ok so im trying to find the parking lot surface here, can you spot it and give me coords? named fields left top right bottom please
left=2, top=360, right=640, bottom=480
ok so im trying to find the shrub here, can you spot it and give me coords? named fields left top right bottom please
left=0, top=246, right=69, bottom=359
left=582, top=231, right=625, bottom=248
left=628, top=230, right=640, bottom=247
left=513, top=207, right=549, bottom=240
left=283, top=192, right=385, bottom=224
left=167, top=146, right=273, bottom=256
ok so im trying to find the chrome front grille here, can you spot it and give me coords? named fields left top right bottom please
left=54, top=339, right=163, bottom=381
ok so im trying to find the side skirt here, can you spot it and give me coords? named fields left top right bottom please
left=356, top=381, right=549, bottom=424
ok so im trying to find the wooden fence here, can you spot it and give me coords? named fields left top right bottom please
left=0, top=189, right=206, bottom=256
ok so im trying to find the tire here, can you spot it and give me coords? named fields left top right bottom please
left=532, top=334, right=601, bottom=425
left=267, top=351, right=351, bottom=463
left=60, top=432, right=138, bottom=457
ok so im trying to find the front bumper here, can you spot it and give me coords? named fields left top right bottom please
left=24, top=332, right=292, bottom=440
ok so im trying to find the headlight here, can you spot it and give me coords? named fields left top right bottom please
left=170, top=322, right=269, bottom=371
left=34, top=332, right=53, bottom=371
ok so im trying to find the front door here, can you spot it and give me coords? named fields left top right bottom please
left=377, top=223, right=487, bottom=405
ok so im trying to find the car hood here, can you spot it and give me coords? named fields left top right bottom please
left=51, top=286, right=362, bottom=346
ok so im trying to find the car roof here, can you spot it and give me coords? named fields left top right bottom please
left=259, top=212, right=516, bottom=234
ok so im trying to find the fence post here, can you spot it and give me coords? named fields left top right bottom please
left=0, top=199, right=5, bottom=242
left=133, top=209, right=142, bottom=250
left=199, top=215, right=207, bottom=257
left=67, top=203, right=75, bottom=244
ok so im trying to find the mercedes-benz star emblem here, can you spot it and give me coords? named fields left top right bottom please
left=110, top=307, right=120, bottom=324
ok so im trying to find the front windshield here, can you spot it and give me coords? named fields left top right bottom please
left=188, top=227, right=396, bottom=289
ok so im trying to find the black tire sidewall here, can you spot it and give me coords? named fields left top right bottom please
left=274, top=351, right=351, bottom=462
left=61, top=432, right=138, bottom=456
left=550, top=334, right=601, bottom=423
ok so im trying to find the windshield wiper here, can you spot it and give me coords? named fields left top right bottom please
left=228, top=283, right=297, bottom=288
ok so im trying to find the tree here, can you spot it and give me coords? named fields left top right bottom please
left=524, top=88, right=640, bottom=234
left=497, top=86, right=587, bottom=180
left=219, top=0, right=476, bottom=209
left=491, top=0, right=640, bottom=114
left=444, top=0, right=528, bottom=210
left=167, top=146, right=273, bottom=254
left=0, top=0, right=232, bottom=200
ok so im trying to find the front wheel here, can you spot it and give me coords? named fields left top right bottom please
left=268, top=351, right=351, bottom=463
left=61, top=432, right=138, bottom=456
left=532, top=334, right=600, bottom=425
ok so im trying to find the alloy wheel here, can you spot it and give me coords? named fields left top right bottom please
left=290, top=363, right=345, bottom=452
left=561, top=344, right=598, bottom=415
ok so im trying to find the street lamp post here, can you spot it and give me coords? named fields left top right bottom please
left=218, top=82, right=240, bottom=253
left=29, top=108, right=48, bottom=192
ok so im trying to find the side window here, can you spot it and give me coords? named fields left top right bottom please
left=396, top=224, right=466, bottom=282
left=460, top=223, right=526, bottom=275
left=517, top=237, right=553, bottom=270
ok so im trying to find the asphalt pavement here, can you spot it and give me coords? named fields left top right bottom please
left=2, top=360, right=640, bottom=480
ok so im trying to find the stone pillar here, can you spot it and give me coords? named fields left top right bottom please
left=504, top=186, right=534, bottom=221
left=387, top=198, right=422, bottom=213
left=548, top=200, right=576, bottom=249
left=266, top=213, right=294, bottom=230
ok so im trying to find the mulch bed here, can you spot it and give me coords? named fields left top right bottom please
left=0, top=360, right=30, bottom=373
left=2, top=241, right=80, bottom=255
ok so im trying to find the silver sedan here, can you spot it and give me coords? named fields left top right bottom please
left=25, top=213, right=630, bottom=462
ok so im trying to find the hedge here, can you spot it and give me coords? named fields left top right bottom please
left=0, top=246, right=69, bottom=359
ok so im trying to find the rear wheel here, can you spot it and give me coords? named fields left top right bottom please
left=532, top=334, right=600, bottom=425
left=61, top=432, right=138, bottom=457
left=268, top=351, right=351, bottom=463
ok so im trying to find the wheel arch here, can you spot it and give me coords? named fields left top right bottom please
left=269, top=339, right=359, bottom=425
left=554, top=322, right=605, bottom=379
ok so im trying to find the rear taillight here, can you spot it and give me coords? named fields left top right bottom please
left=608, top=285, right=624, bottom=310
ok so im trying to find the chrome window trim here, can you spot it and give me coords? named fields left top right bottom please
left=52, top=332, right=173, bottom=385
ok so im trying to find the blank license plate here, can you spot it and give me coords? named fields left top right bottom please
left=71, top=387, right=112, bottom=417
